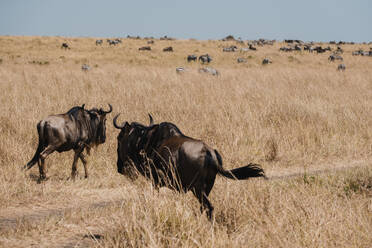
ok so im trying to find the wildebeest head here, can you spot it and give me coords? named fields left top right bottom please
left=113, top=114, right=154, bottom=176
left=87, top=104, right=112, bottom=144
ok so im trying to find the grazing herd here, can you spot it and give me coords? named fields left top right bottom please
left=56, top=36, right=372, bottom=74
left=24, top=105, right=266, bottom=219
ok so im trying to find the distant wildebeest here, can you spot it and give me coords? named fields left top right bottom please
left=198, top=54, right=212, bottom=64
left=95, top=40, right=103, bottom=46
left=337, top=64, right=346, bottom=71
left=81, top=64, right=90, bottom=71
left=147, top=40, right=155, bottom=44
left=61, top=43, right=70, bottom=49
left=352, top=50, right=363, bottom=56
left=262, top=58, right=272, bottom=65
left=187, top=55, right=197, bottom=62
left=139, top=46, right=151, bottom=51
left=199, top=67, right=219, bottom=76
left=107, top=39, right=121, bottom=46
left=294, top=45, right=301, bottom=51
left=279, top=47, right=293, bottom=52
left=328, top=55, right=343, bottom=62
left=314, top=46, right=331, bottom=54
left=163, top=46, right=173, bottom=52
left=237, top=58, right=247, bottom=63
left=113, top=115, right=266, bottom=219
left=248, top=44, right=257, bottom=51
left=25, top=104, right=113, bottom=182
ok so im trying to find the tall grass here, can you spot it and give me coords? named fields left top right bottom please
left=0, top=36, right=371, bottom=247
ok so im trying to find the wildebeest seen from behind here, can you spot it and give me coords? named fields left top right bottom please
left=25, top=104, right=113, bottom=182
left=113, top=115, right=266, bottom=220
left=139, top=46, right=151, bottom=51
left=199, top=54, right=212, bottom=64
left=61, top=43, right=70, bottom=49
left=187, top=55, right=197, bottom=62
left=163, top=46, right=173, bottom=52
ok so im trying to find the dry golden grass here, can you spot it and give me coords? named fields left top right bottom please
left=0, top=36, right=371, bottom=247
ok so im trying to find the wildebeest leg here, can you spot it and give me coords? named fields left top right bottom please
left=37, top=144, right=56, bottom=182
left=37, top=158, right=46, bottom=183
left=192, top=187, right=214, bottom=220
left=71, top=146, right=84, bottom=180
left=79, top=153, right=88, bottom=178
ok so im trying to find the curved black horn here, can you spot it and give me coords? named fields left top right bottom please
left=81, top=104, right=85, bottom=110
left=103, top=104, right=113, bottom=114
left=148, top=114, right=154, bottom=126
left=113, top=114, right=125, bottom=129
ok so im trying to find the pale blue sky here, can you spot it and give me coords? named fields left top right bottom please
left=0, top=0, right=371, bottom=42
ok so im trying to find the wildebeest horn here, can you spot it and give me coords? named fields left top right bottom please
left=113, top=114, right=125, bottom=129
left=103, top=104, right=113, bottom=114
left=148, top=114, right=154, bottom=126
left=81, top=104, right=85, bottom=110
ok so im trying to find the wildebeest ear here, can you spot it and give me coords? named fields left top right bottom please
left=124, top=122, right=130, bottom=129
left=123, top=122, right=131, bottom=134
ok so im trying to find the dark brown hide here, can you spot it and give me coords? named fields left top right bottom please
left=114, top=115, right=265, bottom=219
left=25, top=104, right=112, bottom=182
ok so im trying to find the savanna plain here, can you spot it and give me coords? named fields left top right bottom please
left=0, top=36, right=371, bottom=247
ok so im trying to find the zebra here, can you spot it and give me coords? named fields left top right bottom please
left=237, top=58, right=247, bottom=63
left=81, top=64, right=90, bottom=72
left=199, top=67, right=219, bottom=76
left=95, top=40, right=103, bottom=46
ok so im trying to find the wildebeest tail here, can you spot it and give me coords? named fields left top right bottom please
left=24, top=122, right=44, bottom=170
left=214, top=149, right=266, bottom=180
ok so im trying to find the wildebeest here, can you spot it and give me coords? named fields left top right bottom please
left=61, top=43, right=70, bottom=49
left=279, top=46, right=294, bottom=52
left=262, top=58, right=272, bottom=65
left=248, top=44, right=257, bottom=51
left=337, top=64, right=346, bottom=71
left=95, top=40, right=103, bottom=46
left=113, top=115, right=266, bottom=219
left=139, top=46, right=151, bottom=51
left=199, top=67, right=219, bottom=76
left=198, top=54, right=212, bottom=64
left=328, top=55, right=343, bottom=62
left=187, top=55, right=197, bottom=62
left=147, top=40, right=155, bottom=44
left=25, top=104, right=113, bottom=182
left=107, top=39, right=121, bottom=46
left=163, top=46, right=173, bottom=52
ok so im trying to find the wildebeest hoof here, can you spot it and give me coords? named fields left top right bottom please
left=37, top=176, right=49, bottom=184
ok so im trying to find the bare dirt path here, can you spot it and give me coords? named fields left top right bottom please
left=0, top=158, right=370, bottom=247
